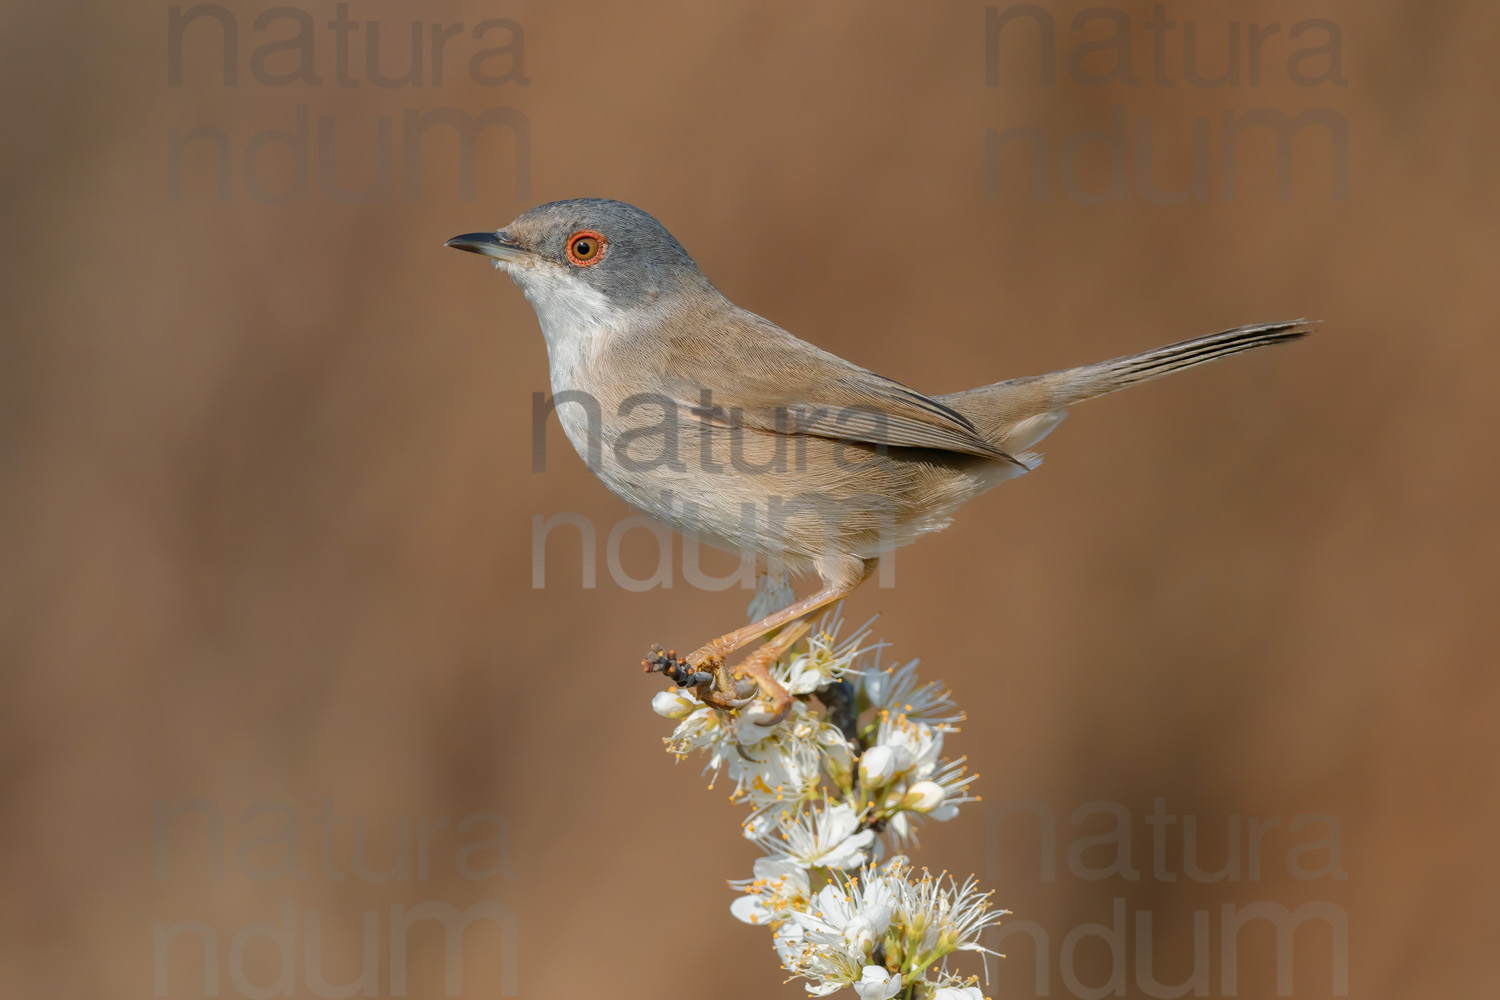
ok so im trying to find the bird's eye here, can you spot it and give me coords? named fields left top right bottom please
left=567, top=230, right=606, bottom=266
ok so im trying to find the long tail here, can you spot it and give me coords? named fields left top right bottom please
left=1041, top=319, right=1310, bottom=405
left=938, top=320, right=1312, bottom=456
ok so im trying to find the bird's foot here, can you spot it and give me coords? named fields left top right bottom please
left=644, top=623, right=809, bottom=724
left=732, top=622, right=811, bottom=726
left=643, top=644, right=749, bottom=710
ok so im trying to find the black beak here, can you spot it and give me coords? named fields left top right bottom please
left=443, top=231, right=532, bottom=262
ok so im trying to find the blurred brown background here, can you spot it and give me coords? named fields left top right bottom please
left=2, top=0, right=1495, bottom=997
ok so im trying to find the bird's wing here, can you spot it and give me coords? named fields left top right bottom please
left=652, top=313, right=1022, bottom=464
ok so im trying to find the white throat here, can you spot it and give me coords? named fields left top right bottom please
left=506, top=265, right=619, bottom=392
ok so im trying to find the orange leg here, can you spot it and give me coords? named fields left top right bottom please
left=688, top=561, right=873, bottom=668
left=645, top=556, right=877, bottom=721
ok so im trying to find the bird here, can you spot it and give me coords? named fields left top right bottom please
left=445, top=198, right=1308, bottom=721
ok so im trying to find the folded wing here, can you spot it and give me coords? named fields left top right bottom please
left=654, top=311, right=1023, bottom=465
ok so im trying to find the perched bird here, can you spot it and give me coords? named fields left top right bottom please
left=446, top=198, right=1307, bottom=719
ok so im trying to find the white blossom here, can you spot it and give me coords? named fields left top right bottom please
left=777, top=609, right=877, bottom=695
left=756, top=800, right=874, bottom=871
left=869, top=713, right=979, bottom=847
left=852, top=966, right=902, bottom=1000
left=861, top=657, right=965, bottom=731
left=780, top=866, right=900, bottom=994
left=733, top=739, right=825, bottom=822
left=890, top=861, right=1007, bottom=974
left=730, top=856, right=811, bottom=928
left=651, top=608, right=1004, bottom=997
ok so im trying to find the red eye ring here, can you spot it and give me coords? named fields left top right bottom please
left=567, top=230, right=606, bottom=266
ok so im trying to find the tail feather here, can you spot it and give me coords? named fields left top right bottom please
left=937, top=319, right=1312, bottom=454
left=1046, top=319, right=1311, bottom=405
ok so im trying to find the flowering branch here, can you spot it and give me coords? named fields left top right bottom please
left=650, top=582, right=1005, bottom=999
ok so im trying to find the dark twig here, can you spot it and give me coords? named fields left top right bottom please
left=817, top=678, right=861, bottom=749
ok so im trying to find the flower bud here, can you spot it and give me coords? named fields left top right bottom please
left=853, top=966, right=903, bottom=1000
left=904, top=780, right=946, bottom=813
left=931, top=988, right=984, bottom=1000
left=859, top=745, right=897, bottom=787
left=651, top=690, right=697, bottom=719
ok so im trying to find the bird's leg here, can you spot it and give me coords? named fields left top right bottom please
left=687, top=576, right=863, bottom=667
left=646, top=557, right=875, bottom=716
left=645, top=582, right=850, bottom=690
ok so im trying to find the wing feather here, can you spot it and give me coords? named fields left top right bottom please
left=652, top=310, right=1022, bottom=464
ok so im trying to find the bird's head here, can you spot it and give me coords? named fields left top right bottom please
left=446, top=199, right=717, bottom=326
